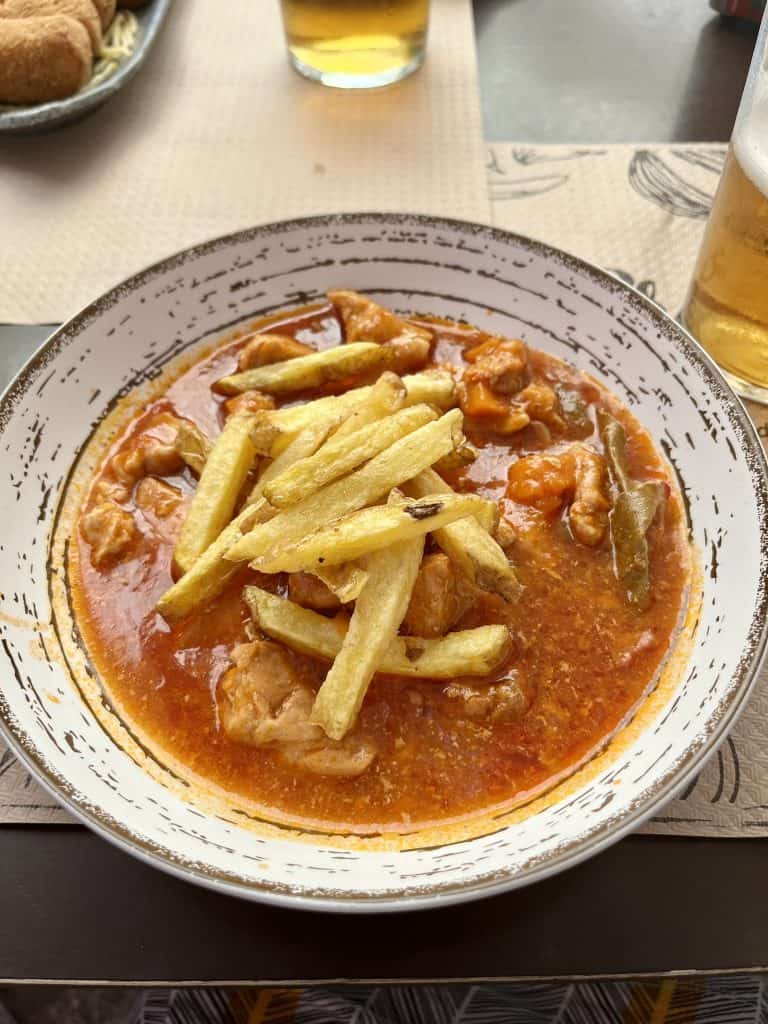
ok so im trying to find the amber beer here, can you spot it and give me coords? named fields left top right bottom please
left=280, top=0, right=429, bottom=89
left=683, top=137, right=768, bottom=401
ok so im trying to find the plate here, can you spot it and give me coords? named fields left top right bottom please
left=0, top=0, right=171, bottom=135
left=0, top=213, right=766, bottom=911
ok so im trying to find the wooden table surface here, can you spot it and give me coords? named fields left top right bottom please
left=0, top=0, right=762, bottom=985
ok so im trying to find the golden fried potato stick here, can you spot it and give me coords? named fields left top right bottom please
left=252, top=492, right=497, bottom=573
left=158, top=416, right=337, bottom=621
left=245, top=587, right=512, bottom=679
left=249, top=369, right=456, bottom=456
left=215, top=342, right=394, bottom=396
left=225, top=410, right=464, bottom=564
left=310, top=530, right=424, bottom=740
left=172, top=414, right=257, bottom=575
left=407, top=468, right=522, bottom=602
left=263, top=404, right=436, bottom=508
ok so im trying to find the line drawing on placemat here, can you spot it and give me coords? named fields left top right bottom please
left=628, top=148, right=721, bottom=218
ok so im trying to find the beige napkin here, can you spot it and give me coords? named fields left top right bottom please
left=0, top=0, right=489, bottom=324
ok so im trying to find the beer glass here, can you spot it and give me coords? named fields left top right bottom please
left=682, top=7, right=768, bottom=403
left=280, top=0, right=430, bottom=89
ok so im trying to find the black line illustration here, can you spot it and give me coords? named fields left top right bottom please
left=628, top=149, right=717, bottom=219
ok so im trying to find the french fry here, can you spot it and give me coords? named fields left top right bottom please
left=174, top=421, right=212, bottom=476
left=245, top=587, right=512, bottom=678
left=263, top=404, right=437, bottom=508
left=247, top=416, right=338, bottom=504
left=252, top=492, right=498, bottom=573
left=225, top=409, right=465, bottom=564
left=215, top=342, right=394, bottom=396
left=157, top=418, right=337, bottom=622
left=313, top=564, right=369, bottom=603
left=330, top=370, right=405, bottom=440
left=406, top=468, right=522, bottom=601
left=250, top=369, right=456, bottom=456
left=172, top=414, right=257, bottom=575
left=310, top=529, right=424, bottom=740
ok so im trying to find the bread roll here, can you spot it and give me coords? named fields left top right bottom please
left=0, top=16, right=92, bottom=103
left=0, top=0, right=102, bottom=51
left=90, top=0, right=114, bottom=29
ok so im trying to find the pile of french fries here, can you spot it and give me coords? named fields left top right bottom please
left=158, top=333, right=521, bottom=742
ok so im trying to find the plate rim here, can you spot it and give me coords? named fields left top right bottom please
left=1, top=211, right=767, bottom=913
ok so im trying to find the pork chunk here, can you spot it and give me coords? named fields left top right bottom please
left=219, top=641, right=376, bottom=777
left=134, top=477, right=183, bottom=519
left=224, top=390, right=276, bottom=418
left=111, top=414, right=186, bottom=486
left=402, top=553, right=474, bottom=638
left=288, top=572, right=342, bottom=611
left=569, top=447, right=611, bottom=547
left=514, top=382, right=565, bottom=432
left=385, top=334, right=431, bottom=373
left=506, top=445, right=610, bottom=546
left=283, top=742, right=377, bottom=777
left=463, top=337, right=528, bottom=395
left=443, top=679, right=527, bottom=722
left=79, top=500, right=136, bottom=568
left=329, top=290, right=432, bottom=346
left=237, top=333, right=314, bottom=371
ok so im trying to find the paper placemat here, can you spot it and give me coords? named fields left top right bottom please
left=0, top=0, right=489, bottom=324
left=3, top=144, right=768, bottom=836
left=489, top=142, right=768, bottom=838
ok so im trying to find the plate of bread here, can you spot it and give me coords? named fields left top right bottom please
left=0, top=0, right=170, bottom=133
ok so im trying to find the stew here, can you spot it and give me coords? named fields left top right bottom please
left=70, top=291, right=691, bottom=834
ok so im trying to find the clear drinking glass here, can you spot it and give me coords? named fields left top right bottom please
left=682, top=8, right=768, bottom=403
left=279, top=0, right=430, bottom=90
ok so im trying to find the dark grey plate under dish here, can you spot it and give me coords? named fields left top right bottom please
left=0, top=0, right=171, bottom=135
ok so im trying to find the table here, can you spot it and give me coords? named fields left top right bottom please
left=0, top=0, right=762, bottom=986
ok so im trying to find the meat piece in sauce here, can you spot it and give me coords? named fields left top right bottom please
left=288, top=572, right=341, bottom=611
left=110, top=412, right=186, bottom=486
left=443, top=679, right=528, bottom=722
left=219, top=641, right=376, bottom=777
left=328, top=290, right=432, bottom=371
left=237, top=333, right=314, bottom=371
left=459, top=339, right=571, bottom=438
left=80, top=413, right=198, bottom=569
left=79, top=501, right=136, bottom=568
left=329, top=289, right=431, bottom=346
left=494, top=517, right=517, bottom=552
left=569, top=446, right=612, bottom=546
left=402, top=553, right=474, bottom=638
left=514, top=382, right=565, bottom=432
left=223, top=390, right=276, bottom=418
left=458, top=337, right=533, bottom=432
left=134, top=477, right=184, bottom=519
left=463, top=337, right=529, bottom=395
left=506, top=445, right=610, bottom=547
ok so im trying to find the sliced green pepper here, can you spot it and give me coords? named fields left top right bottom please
left=598, top=412, right=665, bottom=610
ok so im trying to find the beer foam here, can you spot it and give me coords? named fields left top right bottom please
left=734, top=90, right=768, bottom=198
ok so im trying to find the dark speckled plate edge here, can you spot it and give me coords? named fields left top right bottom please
left=0, top=0, right=172, bottom=135
left=1, top=212, right=767, bottom=914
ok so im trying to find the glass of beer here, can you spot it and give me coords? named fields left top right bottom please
left=279, top=0, right=430, bottom=89
left=682, top=8, right=768, bottom=403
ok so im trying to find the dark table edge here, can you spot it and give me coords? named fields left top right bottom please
left=4, top=968, right=768, bottom=987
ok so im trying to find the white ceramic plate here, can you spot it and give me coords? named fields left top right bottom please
left=1, top=214, right=766, bottom=912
